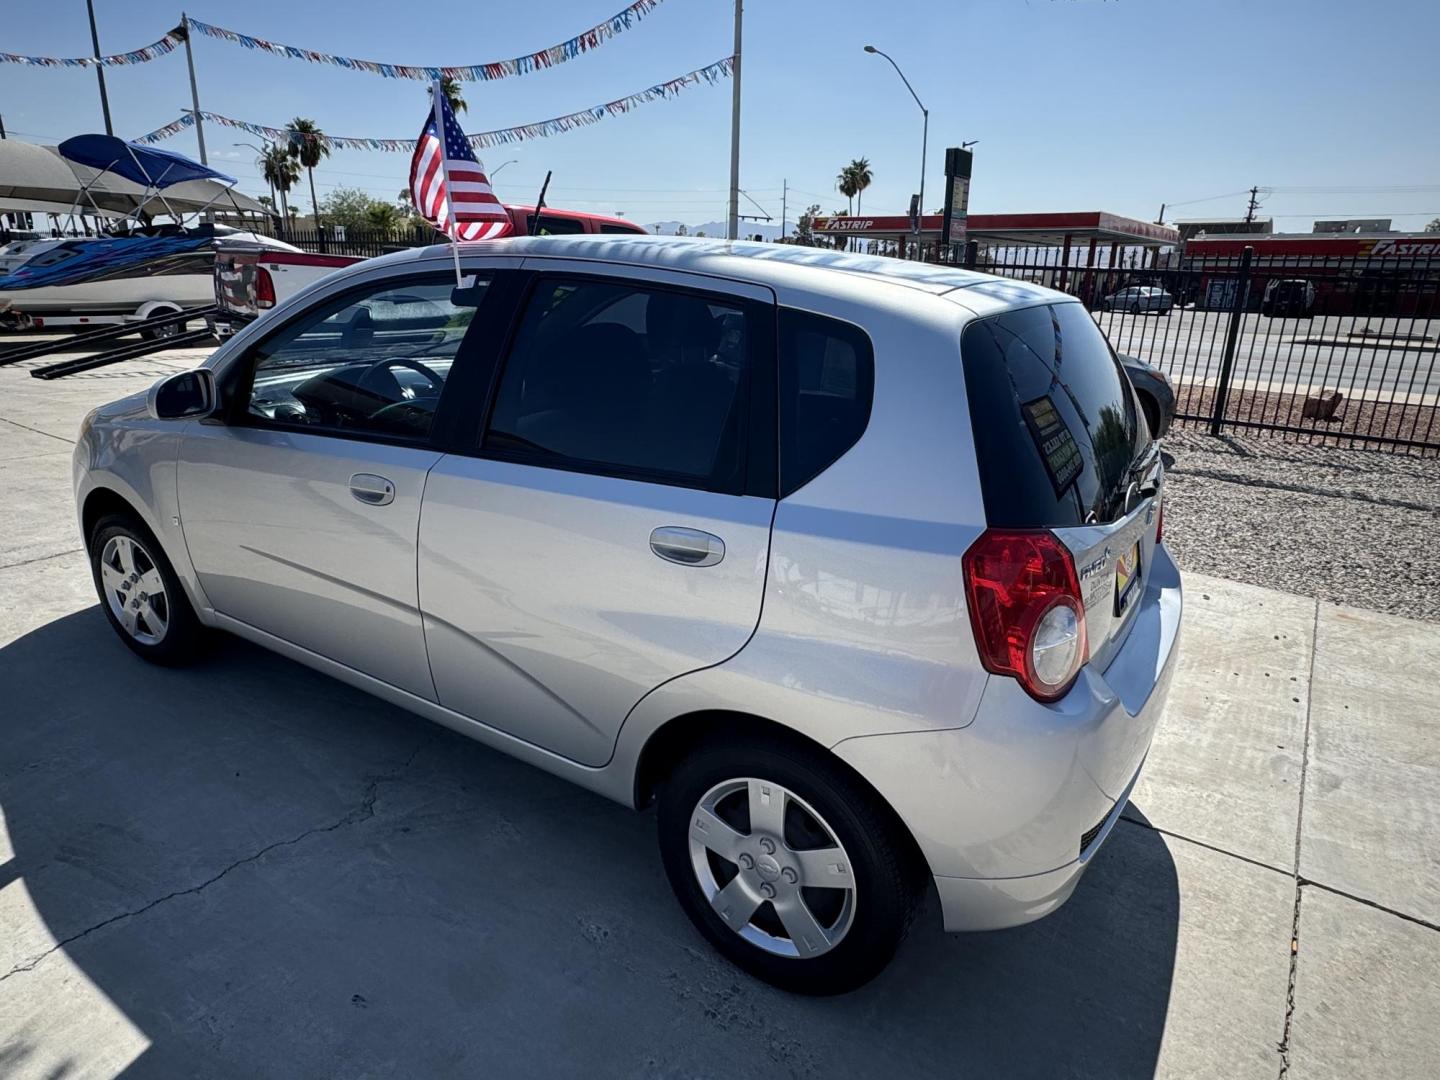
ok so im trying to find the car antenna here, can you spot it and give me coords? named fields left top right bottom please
left=528, top=171, right=552, bottom=236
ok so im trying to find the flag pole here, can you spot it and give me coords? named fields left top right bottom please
left=431, top=79, right=463, bottom=287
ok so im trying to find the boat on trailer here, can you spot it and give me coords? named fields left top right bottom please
left=0, top=135, right=292, bottom=337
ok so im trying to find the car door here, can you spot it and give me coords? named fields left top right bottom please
left=177, top=269, right=502, bottom=699
left=418, top=264, right=777, bottom=766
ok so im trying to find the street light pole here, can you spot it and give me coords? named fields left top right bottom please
left=727, top=0, right=743, bottom=241
left=864, top=45, right=928, bottom=247
left=85, top=0, right=113, bottom=136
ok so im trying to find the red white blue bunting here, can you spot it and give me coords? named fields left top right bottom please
left=134, top=56, right=735, bottom=153
left=1, top=31, right=181, bottom=68
left=186, top=0, right=663, bottom=83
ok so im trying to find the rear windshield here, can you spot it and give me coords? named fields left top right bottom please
left=961, top=301, right=1143, bottom=528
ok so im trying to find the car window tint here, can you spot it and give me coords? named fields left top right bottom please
left=599, top=223, right=643, bottom=234
left=245, top=277, right=486, bottom=440
left=962, top=302, right=1140, bottom=528
left=778, top=309, right=874, bottom=497
left=485, top=278, right=749, bottom=487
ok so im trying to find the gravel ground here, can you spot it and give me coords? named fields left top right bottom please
left=1161, top=430, right=1440, bottom=622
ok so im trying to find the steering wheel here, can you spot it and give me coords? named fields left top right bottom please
left=361, top=357, right=445, bottom=433
left=359, top=356, right=445, bottom=400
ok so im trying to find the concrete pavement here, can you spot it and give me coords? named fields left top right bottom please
left=1, top=345, right=1437, bottom=1078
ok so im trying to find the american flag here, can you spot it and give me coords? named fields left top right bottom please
left=410, top=89, right=512, bottom=241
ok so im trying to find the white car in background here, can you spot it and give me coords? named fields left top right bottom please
left=1102, top=285, right=1174, bottom=314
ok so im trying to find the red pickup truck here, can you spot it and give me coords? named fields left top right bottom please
left=213, top=206, right=644, bottom=336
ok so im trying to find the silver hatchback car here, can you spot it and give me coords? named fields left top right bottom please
left=74, top=236, right=1181, bottom=993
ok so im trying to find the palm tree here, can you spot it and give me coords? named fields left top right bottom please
left=366, top=203, right=401, bottom=234
left=260, top=143, right=300, bottom=237
left=836, top=164, right=859, bottom=215
left=433, top=77, right=467, bottom=114
left=849, top=158, right=873, bottom=215
left=286, top=118, right=330, bottom=232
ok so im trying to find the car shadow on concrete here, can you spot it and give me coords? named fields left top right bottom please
left=0, top=609, right=1180, bottom=1079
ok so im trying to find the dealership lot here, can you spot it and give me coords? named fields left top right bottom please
left=1, top=346, right=1437, bottom=1078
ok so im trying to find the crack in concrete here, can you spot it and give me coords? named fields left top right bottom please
left=0, top=548, right=85, bottom=572
left=1276, top=597, right=1319, bottom=1079
left=1116, top=813, right=1292, bottom=878
left=1167, top=465, right=1438, bottom=514
left=0, top=416, right=75, bottom=446
left=0, top=738, right=427, bottom=984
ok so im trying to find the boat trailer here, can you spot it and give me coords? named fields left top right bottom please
left=0, top=305, right=217, bottom=379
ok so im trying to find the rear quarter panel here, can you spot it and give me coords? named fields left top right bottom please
left=610, top=283, right=992, bottom=785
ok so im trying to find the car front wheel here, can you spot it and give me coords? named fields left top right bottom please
left=658, top=737, right=922, bottom=994
left=89, top=513, right=204, bottom=665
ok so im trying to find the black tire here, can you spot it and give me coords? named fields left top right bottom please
left=88, top=512, right=205, bottom=665
left=139, top=309, right=185, bottom=342
left=1139, top=393, right=1162, bottom=440
left=657, top=737, right=922, bottom=995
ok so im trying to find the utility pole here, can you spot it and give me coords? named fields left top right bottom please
left=1243, top=186, right=1260, bottom=225
left=85, top=0, right=114, bottom=136
left=780, top=179, right=787, bottom=241
left=726, top=1, right=743, bottom=241
left=1155, top=203, right=1166, bottom=225
left=181, top=14, right=208, bottom=165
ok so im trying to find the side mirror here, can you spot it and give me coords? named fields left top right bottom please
left=147, top=368, right=217, bottom=421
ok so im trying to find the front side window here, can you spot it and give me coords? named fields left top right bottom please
left=243, top=277, right=486, bottom=440
left=485, top=278, right=750, bottom=487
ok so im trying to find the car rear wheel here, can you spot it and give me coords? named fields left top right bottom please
left=89, top=514, right=204, bottom=665
left=658, top=737, right=922, bottom=994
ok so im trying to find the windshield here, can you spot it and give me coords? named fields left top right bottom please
left=962, top=301, right=1144, bottom=528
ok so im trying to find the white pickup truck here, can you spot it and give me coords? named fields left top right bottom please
left=211, top=245, right=360, bottom=338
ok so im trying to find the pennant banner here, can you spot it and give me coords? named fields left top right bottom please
left=1, top=30, right=181, bottom=68
left=135, top=56, right=735, bottom=152
left=187, top=0, right=663, bottom=83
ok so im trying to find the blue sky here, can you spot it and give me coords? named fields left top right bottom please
left=3, top=0, right=1439, bottom=232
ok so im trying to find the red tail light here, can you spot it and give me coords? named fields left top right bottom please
left=255, top=266, right=276, bottom=309
left=962, top=529, right=1089, bottom=703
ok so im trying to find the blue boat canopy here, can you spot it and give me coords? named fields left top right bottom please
left=57, top=135, right=235, bottom=190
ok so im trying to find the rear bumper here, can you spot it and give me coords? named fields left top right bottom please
left=832, top=545, right=1182, bottom=932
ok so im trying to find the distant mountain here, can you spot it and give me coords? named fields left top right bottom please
left=648, top=219, right=785, bottom=242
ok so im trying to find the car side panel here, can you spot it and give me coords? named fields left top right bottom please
left=609, top=286, right=991, bottom=782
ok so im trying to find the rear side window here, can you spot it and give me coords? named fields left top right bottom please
left=599, top=222, right=644, bottom=235
left=962, top=302, right=1140, bottom=528
left=485, top=277, right=751, bottom=489
left=778, top=310, right=874, bottom=497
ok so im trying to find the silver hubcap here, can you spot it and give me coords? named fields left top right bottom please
left=100, top=535, right=169, bottom=646
left=687, top=778, right=856, bottom=959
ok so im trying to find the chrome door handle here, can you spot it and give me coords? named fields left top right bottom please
left=650, top=526, right=725, bottom=567
left=349, top=473, right=396, bottom=506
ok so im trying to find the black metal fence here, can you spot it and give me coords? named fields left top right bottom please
left=255, top=224, right=444, bottom=259
left=965, top=244, right=1440, bottom=455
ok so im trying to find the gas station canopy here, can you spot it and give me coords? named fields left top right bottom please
left=813, top=210, right=1179, bottom=249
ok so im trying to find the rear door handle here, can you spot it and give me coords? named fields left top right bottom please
left=650, top=526, right=725, bottom=567
left=349, top=473, right=396, bottom=506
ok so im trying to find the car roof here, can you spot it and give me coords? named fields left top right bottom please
left=366, top=234, right=1066, bottom=314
